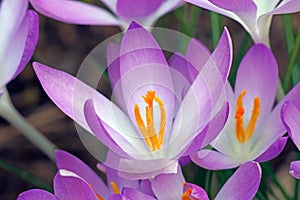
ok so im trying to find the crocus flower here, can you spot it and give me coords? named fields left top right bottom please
left=18, top=149, right=154, bottom=200
left=191, top=44, right=293, bottom=171
left=0, top=0, right=39, bottom=94
left=280, top=85, right=300, bottom=179
left=33, top=21, right=232, bottom=179
left=185, top=0, right=300, bottom=45
left=151, top=161, right=261, bottom=200
left=29, top=0, right=183, bottom=30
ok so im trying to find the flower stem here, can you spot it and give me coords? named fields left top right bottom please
left=284, top=28, right=300, bottom=92
left=210, top=11, right=221, bottom=49
left=204, top=170, right=212, bottom=198
left=262, top=163, right=291, bottom=200
left=0, top=89, right=56, bottom=160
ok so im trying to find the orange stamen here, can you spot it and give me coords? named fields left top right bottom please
left=89, top=183, right=104, bottom=200
left=235, top=90, right=261, bottom=143
left=134, top=90, right=166, bottom=152
left=110, top=181, right=120, bottom=194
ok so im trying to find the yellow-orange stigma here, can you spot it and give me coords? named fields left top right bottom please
left=235, top=90, right=260, bottom=143
left=182, top=182, right=199, bottom=200
left=134, top=90, right=166, bottom=152
left=110, top=181, right=120, bottom=194
left=89, top=183, right=104, bottom=200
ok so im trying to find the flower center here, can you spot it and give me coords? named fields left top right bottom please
left=235, top=90, right=260, bottom=143
left=182, top=183, right=198, bottom=200
left=134, top=90, right=166, bottom=152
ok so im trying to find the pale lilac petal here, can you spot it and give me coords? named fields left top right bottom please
left=0, top=10, right=38, bottom=87
left=119, top=22, right=169, bottom=78
left=185, top=38, right=211, bottom=73
left=255, top=137, right=288, bottom=162
left=84, top=99, right=134, bottom=157
left=281, top=102, right=300, bottom=150
left=151, top=166, right=185, bottom=199
left=168, top=30, right=232, bottom=157
left=105, top=151, right=178, bottom=180
left=12, top=10, right=39, bottom=80
left=121, top=188, right=155, bottom=200
left=185, top=0, right=250, bottom=32
left=106, top=166, right=139, bottom=194
left=290, top=161, right=300, bottom=179
left=256, top=83, right=300, bottom=155
left=116, top=0, right=163, bottom=19
left=235, top=44, right=278, bottom=122
left=210, top=28, right=233, bottom=82
left=33, top=63, right=138, bottom=146
left=215, top=162, right=261, bottom=200
left=54, top=171, right=98, bottom=200
left=108, top=194, right=125, bottom=200
left=267, top=0, right=300, bottom=15
left=55, top=149, right=109, bottom=198
left=183, top=183, right=209, bottom=200
left=30, top=0, right=119, bottom=25
left=0, top=0, right=27, bottom=50
left=190, top=150, right=240, bottom=170
left=17, top=189, right=57, bottom=200
left=182, top=102, right=229, bottom=156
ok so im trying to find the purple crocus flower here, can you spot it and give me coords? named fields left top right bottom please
left=151, top=161, right=260, bottom=200
left=29, top=0, right=183, bottom=30
left=18, top=149, right=154, bottom=200
left=33, top=22, right=232, bottom=179
left=280, top=86, right=300, bottom=179
left=0, top=0, right=38, bottom=94
left=191, top=44, right=293, bottom=171
left=185, top=0, right=300, bottom=45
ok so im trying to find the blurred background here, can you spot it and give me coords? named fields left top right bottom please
left=0, top=1, right=300, bottom=199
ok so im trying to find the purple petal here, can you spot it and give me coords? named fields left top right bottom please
left=290, top=161, right=300, bottom=179
left=84, top=99, right=133, bottom=157
left=12, top=10, right=39, bottom=80
left=151, top=166, right=185, bottom=199
left=139, top=180, right=155, bottom=197
left=215, top=162, right=261, bottom=200
left=190, top=150, right=240, bottom=170
left=54, top=170, right=98, bottom=200
left=267, top=0, right=300, bottom=15
left=17, top=189, right=57, bottom=200
left=208, top=0, right=256, bottom=11
left=30, top=0, right=119, bottom=25
left=121, top=188, right=155, bottom=200
left=116, top=0, right=163, bottom=19
left=281, top=102, right=300, bottom=150
left=235, top=44, right=278, bottom=122
left=255, top=137, right=288, bottom=162
left=55, top=149, right=109, bottom=198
